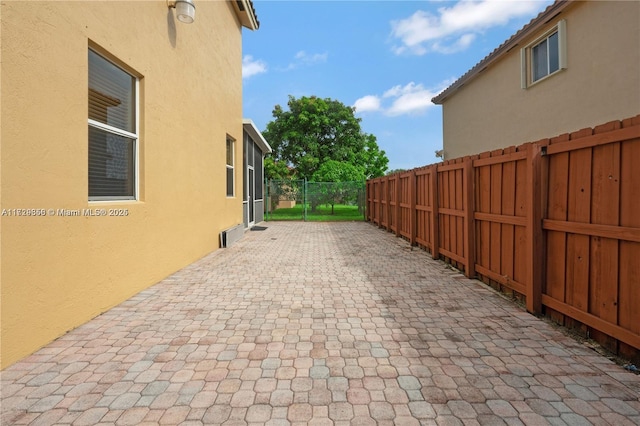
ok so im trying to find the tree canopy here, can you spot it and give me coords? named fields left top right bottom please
left=312, top=160, right=365, bottom=183
left=386, top=168, right=407, bottom=176
left=309, top=160, right=365, bottom=215
left=263, top=96, right=388, bottom=180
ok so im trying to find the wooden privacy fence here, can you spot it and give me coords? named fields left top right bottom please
left=367, top=115, right=640, bottom=355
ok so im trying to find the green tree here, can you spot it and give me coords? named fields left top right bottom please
left=386, top=168, right=407, bottom=176
left=310, top=160, right=365, bottom=215
left=312, top=160, right=365, bottom=183
left=362, top=134, right=389, bottom=179
left=264, top=157, right=292, bottom=180
left=263, top=96, right=388, bottom=180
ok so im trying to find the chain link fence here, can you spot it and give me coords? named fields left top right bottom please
left=266, top=179, right=365, bottom=221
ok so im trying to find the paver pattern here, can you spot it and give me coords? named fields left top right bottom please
left=2, top=222, right=639, bottom=425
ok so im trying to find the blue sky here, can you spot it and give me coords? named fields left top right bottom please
left=242, top=0, right=552, bottom=172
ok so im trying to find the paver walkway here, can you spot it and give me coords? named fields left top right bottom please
left=2, top=222, right=639, bottom=425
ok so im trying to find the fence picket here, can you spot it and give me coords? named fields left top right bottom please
left=430, top=166, right=439, bottom=260
left=618, top=132, right=640, bottom=356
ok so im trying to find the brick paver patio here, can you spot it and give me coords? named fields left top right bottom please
left=2, top=222, right=639, bottom=425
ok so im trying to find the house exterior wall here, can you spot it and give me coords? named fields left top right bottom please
left=1, top=1, right=245, bottom=368
left=440, top=1, right=640, bottom=159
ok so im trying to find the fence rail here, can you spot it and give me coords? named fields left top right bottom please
left=367, top=115, right=640, bottom=357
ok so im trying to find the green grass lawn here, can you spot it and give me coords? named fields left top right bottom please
left=266, top=204, right=365, bottom=222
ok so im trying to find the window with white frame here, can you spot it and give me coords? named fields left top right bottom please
left=226, top=136, right=235, bottom=197
left=88, top=49, right=139, bottom=200
left=521, top=20, right=566, bottom=88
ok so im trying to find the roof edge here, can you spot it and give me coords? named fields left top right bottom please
left=243, top=119, right=272, bottom=154
left=432, top=0, right=572, bottom=105
left=233, top=0, right=259, bottom=30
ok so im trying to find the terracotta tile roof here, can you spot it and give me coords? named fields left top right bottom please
left=431, top=0, right=573, bottom=104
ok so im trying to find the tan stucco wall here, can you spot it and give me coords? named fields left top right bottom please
left=441, top=1, right=640, bottom=159
left=1, top=1, right=246, bottom=368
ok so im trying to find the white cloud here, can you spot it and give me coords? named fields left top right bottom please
left=242, top=55, right=267, bottom=79
left=432, top=33, right=476, bottom=54
left=295, top=50, right=328, bottom=64
left=353, top=95, right=382, bottom=113
left=391, top=0, right=543, bottom=55
left=284, top=50, right=329, bottom=70
left=354, top=80, right=453, bottom=117
left=384, top=82, right=440, bottom=116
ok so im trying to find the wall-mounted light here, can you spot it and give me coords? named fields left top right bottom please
left=168, top=0, right=195, bottom=24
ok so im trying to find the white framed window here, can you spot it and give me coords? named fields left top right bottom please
left=88, top=49, right=139, bottom=201
left=521, top=20, right=566, bottom=88
left=226, top=136, right=235, bottom=197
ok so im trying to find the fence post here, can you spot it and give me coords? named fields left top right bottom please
left=303, top=179, right=307, bottom=222
left=395, top=175, right=401, bottom=237
left=430, top=165, right=440, bottom=260
left=373, top=178, right=382, bottom=228
left=526, top=143, right=545, bottom=314
left=265, top=178, right=269, bottom=221
left=463, top=157, right=476, bottom=278
left=375, top=179, right=381, bottom=226
left=373, top=180, right=377, bottom=225
left=364, top=181, right=368, bottom=222
left=385, top=176, right=391, bottom=231
left=409, top=171, right=417, bottom=245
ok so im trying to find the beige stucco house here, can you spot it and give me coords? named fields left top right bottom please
left=432, top=0, right=640, bottom=160
left=1, top=0, right=258, bottom=368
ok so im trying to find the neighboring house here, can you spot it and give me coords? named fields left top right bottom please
left=1, top=0, right=258, bottom=368
left=243, top=119, right=272, bottom=229
left=432, top=0, right=640, bottom=160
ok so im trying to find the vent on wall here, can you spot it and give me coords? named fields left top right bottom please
left=220, top=224, right=244, bottom=248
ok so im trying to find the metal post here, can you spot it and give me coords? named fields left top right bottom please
left=265, top=178, right=269, bottom=221
left=304, top=178, right=308, bottom=221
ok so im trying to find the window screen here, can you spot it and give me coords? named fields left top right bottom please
left=254, top=144, right=263, bottom=200
left=532, top=31, right=559, bottom=82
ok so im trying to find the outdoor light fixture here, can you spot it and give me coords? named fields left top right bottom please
left=168, top=0, right=195, bottom=24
